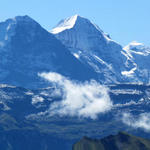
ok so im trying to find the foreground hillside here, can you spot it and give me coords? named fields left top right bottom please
left=73, top=132, right=150, bottom=150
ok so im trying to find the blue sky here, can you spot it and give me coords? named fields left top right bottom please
left=1, top=0, right=150, bottom=46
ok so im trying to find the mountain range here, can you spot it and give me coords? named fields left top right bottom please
left=0, top=15, right=150, bottom=150
left=0, top=15, right=98, bottom=88
left=0, top=15, right=150, bottom=88
left=51, top=15, right=150, bottom=84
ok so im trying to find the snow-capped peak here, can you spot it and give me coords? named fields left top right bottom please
left=51, top=14, right=113, bottom=43
left=124, top=41, right=144, bottom=51
left=51, top=15, right=79, bottom=34
left=123, top=41, right=150, bottom=57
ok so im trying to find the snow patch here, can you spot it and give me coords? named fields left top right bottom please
left=115, top=100, right=139, bottom=107
left=0, top=84, right=16, bottom=88
left=93, top=55, right=113, bottom=70
left=124, top=41, right=144, bottom=51
left=121, top=67, right=137, bottom=77
left=25, top=91, right=34, bottom=96
left=73, top=53, right=80, bottom=59
left=51, top=15, right=78, bottom=34
left=111, top=89, right=142, bottom=95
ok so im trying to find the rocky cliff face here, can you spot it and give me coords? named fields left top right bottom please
left=0, top=16, right=98, bottom=88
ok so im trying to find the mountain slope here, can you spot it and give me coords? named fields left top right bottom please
left=0, top=15, right=98, bottom=88
left=73, top=132, right=150, bottom=150
left=122, top=41, right=150, bottom=83
left=1, top=15, right=150, bottom=87
left=51, top=15, right=128, bottom=84
left=51, top=15, right=150, bottom=84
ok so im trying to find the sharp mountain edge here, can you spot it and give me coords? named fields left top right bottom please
left=0, top=15, right=98, bottom=88
left=51, top=15, right=150, bottom=84
left=0, top=15, right=150, bottom=88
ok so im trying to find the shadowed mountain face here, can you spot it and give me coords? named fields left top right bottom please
left=0, top=16, right=98, bottom=88
left=73, top=132, right=150, bottom=150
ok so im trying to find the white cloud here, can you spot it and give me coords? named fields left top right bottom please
left=32, top=95, right=44, bottom=105
left=122, top=112, right=150, bottom=132
left=39, top=72, right=113, bottom=119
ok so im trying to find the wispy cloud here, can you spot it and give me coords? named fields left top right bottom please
left=39, top=72, right=113, bottom=119
left=122, top=112, right=150, bottom=132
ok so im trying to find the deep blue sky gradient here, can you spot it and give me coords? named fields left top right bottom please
left=1, top=0, right=150, bottom=46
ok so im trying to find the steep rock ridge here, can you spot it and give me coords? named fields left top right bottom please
left=1, top=15, right=150, bottom=87
left=51, top=15, right=128, bottom=84
left=0, top=15, right=98, bottom=88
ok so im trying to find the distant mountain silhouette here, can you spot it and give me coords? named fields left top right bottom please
left=73, top=132, right=150, bottom=150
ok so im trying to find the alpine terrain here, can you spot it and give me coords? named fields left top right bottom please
left=0, top=15, right=150, bottom=150
left=51, top=15, right=150, bottom=84
left=0, top=15, right=98, bottom=88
